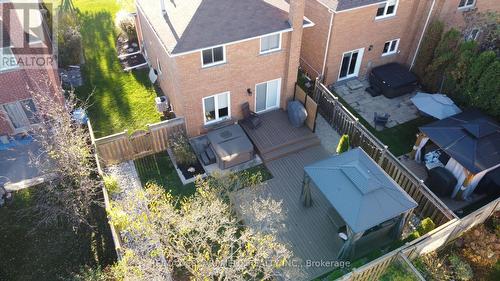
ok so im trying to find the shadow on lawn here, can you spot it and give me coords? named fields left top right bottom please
left=75, top=11, right=159, bottom=137
left=0, top=188, right=116, bottom=281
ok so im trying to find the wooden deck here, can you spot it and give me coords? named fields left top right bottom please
left=240, top=110, right=320, bottom=162
left=233, top=146, right=343, bottom=280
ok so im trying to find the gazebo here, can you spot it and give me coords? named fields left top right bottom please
left=412, top=110, right=500, bottom=199
left=301, top=148, right=417, bottom=259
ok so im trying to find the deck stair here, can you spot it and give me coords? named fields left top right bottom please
left=240, top=110, right=321, bottom=162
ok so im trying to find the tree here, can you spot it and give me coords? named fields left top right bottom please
left=475, top=60, right=500, bottom=117
left=28, top=89, right=100, bottom=228
left=109, top=174, right=300, bottom=280
left=336, top=134, right=350, bottom=154
left=423, top=29, right=461, bottom=92
left=413, top=21, right=444, bottom=81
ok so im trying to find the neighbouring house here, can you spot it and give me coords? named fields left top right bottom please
left=0, top=1, right=60, bottom=137
left=435, top=0, right=499, bottom=37
left=300, top=0, right=499, bottom=86
left=300, top=0, right=432, bottom=85
left=135, top=0, right=313, bottom=137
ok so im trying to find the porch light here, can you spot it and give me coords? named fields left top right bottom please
left=246, top=88, right=252, bottom=96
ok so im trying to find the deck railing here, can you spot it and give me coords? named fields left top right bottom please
left=312, top=80, right=456, bottom=225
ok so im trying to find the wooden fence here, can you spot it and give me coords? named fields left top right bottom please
left=294, top=84, right=318, bottom=131
left=312, top=81, right=456, bottom=226
left=92, top=117, right=186, bottom=167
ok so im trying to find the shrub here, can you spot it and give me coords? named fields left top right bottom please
left=336, top=134, right=350, bottom=154
left=449, top=253, right=474, bottom=281
left=57, top=13, right=82, bottom=66
left=103, top=175, right=121, bottom=196
left=414, top=21, right=444, bottom=81
left=115, top=11, right=137, bottom=40
left=169, top=134, right=197, bottom=166
left=417, top=218, right=436, bottom=236
left=475, top=60, right=500, bottom=117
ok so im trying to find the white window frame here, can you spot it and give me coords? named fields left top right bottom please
left=1, top=98, right=38, bottom=133
left=200, top=45, right=226, bottom=68
left=260, top=33, right=282, bottom=54
left=337, top=48, right=365, bottom=81
left=202, top=92, right=231, bottom=125
left=382, top=38, right=400, bottom=56
left=0, top=47, right=19, bottom=72
left=156, top=57, right=162, bottom=75
left=466, top=28, right=480, bottom=41
left=254, top=78, right=282, bottom=113
left=375, top=0, right=399, bottom=20
left=458, top=0, right=475, bottom=9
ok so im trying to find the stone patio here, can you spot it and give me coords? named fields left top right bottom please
left=333, top=79, right=420, bottom=130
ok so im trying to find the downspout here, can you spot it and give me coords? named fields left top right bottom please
left=320, top=9, right=334, bottom=82
left=410, top=0, right=436, bottom=70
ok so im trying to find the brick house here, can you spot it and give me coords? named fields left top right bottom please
left=300, top=0, right=433, bottom=86
left=300, top=0, right=498, bottom=86
left=0, top=1, right=60, bottom=136
left=135, top=0, right=312, bottom=137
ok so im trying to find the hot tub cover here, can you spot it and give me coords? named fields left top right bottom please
left=207, top=124, right=254, bottom=162
left=371, top=63, right=417, bottom=89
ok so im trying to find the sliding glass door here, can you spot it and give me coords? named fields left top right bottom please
left=338, top=48, right=364, bottom=80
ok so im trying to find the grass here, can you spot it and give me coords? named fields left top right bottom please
left=134, top=152, right=274, bottom=199
left=379, top=260, right=420, bottom=281
left=134, top=153, right=196, bottom=198
left=334, top=94, right=433, bottom=157
left=0, top=188, right=116, bottom=281
left=73, top=0, right=161, bottom=138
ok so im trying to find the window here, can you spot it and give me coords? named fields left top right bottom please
left=382, top=39, right=399, bottom=56
left=201, top=46, right=225, bottom=67
left=1, top=99, right=38, bottom=130
left=466, top=28, right=480, bottom=41
left=203, top=92, right=230, bottom=124
left=260, top=33, right=281, bottom=54
left=157, top=58, right=162, bottom=75
left=0, top=47, right=18, bottom=72
left=376, top=0, right=398, bottom=19
left=255, top=78, right=281, bottom=112
left=458, top=0, right=475, bottom=9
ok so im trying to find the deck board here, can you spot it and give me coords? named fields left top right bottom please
left=240, top=109, right=318, bottom=155
left=233, top=146, right=344, bottom=280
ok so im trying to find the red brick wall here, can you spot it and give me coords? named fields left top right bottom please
left=435, top=0, right=499, bottom=30
left=137, top=3, right=304, bottom=137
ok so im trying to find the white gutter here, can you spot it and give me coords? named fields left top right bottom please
left=321, top=9, right=334, bottom=80
left=410, top=0, right=436, bottom=70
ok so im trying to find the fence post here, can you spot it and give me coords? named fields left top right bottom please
left=378, top=145, right=388, bottom=167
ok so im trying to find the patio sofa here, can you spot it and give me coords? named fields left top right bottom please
left=369, top=63, right=418, bottom=98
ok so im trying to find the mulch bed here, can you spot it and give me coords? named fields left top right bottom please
left=118, top=53, right=146, bottom=69
left=116, top=36, right=140, bottom=57
left=177, top=161, right=205, bottom=180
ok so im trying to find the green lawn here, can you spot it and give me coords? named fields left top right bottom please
left=73, top=0, right=160, bottom=138
left=334, top=94, right=433, bottom=157
left=135, top=153, right=197, bottom=198
left=0, top=188, right=116, bottom=281
left=134, top=152, right=274, bottom=199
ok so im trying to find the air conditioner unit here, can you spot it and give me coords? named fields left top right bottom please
left=155, top=96, right=170, bottom=113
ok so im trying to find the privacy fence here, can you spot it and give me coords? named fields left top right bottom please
left=91, top=117, right=186, bottom=167
left=87, top=117, right=187, bottom=263
left=311, top=79, right=500, bottom=281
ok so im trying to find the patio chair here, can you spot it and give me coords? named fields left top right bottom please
left=241, top=102, right=262, bottom=129
left=374, top=112, right=390, bottom=129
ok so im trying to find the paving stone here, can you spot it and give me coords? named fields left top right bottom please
left=346, top=79, right=364, bottom=90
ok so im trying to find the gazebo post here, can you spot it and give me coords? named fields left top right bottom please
left=301, top=173, right=312, bottom=207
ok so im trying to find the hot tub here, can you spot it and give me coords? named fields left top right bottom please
left=369, top=63, right=418, bottom=98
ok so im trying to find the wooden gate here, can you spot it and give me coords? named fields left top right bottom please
left=294, top=84, right=318, bottom=131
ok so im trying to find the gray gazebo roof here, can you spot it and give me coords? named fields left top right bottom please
left=304, top=148, right=417, bottom=233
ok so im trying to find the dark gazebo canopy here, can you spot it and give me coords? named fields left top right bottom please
left=420, top=110, right=500, bottom=174
left=304, top=148, right=417, bottom=234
